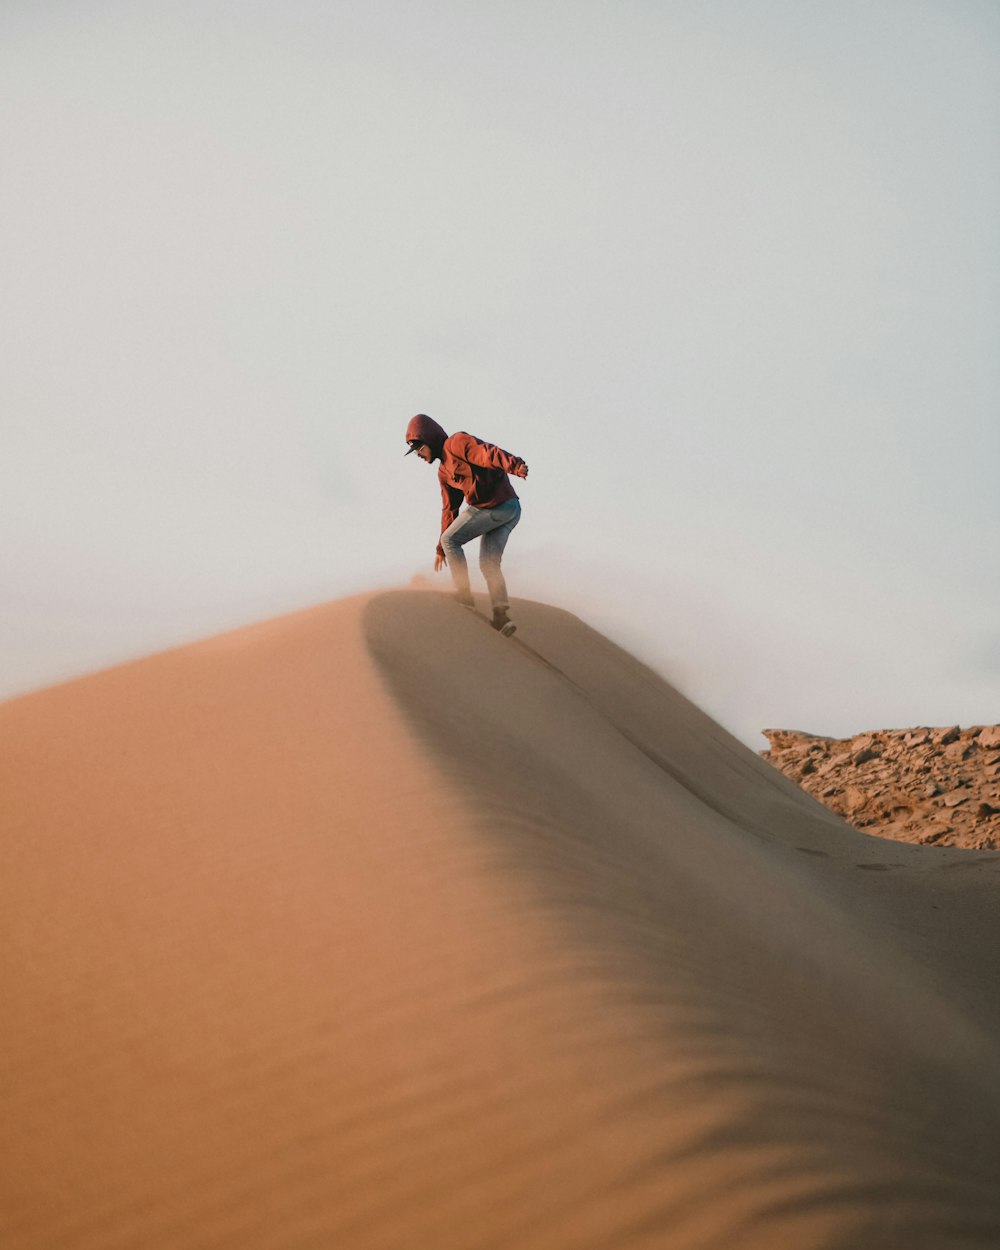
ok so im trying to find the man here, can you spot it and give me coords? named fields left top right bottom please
left=405, top=413, right=529, bottom=636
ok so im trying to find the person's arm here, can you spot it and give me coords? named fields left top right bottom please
left=436, top=481, right=464, bottom=567
left=450, top=431, right=529, bottom=479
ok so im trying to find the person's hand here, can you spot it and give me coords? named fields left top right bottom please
left=515, top=463, right=529, bottom=479
left=434, top=552, right=447, bottom=572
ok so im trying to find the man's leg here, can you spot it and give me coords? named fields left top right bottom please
left=479, top=500, right=521, bottom=615
left=440, top=505, right=504, bottom=602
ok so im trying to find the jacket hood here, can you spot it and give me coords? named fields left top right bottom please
left=405, top=414, right=449, bottom=451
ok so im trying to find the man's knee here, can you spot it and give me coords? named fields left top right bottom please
left=479, top=548, right=502, bottom=573
left=441, top=529, right=463, bottom=556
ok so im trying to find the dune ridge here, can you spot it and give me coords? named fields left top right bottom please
left=2, top=589, right=1000, bottom=1249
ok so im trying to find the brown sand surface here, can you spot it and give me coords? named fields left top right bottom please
left=3, top=589, right=1000, bottom=1249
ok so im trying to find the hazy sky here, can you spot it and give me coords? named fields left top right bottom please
left=3, top=0, right=998, bottom=745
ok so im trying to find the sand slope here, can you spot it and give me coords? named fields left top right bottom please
left=2, top=589, right=1000, bottom=1249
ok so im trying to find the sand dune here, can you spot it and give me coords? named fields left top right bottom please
left=2, top=589, right=1000, bottom=1249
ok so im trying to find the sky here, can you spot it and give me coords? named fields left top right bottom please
left=2, top=0, right=998, bottom=746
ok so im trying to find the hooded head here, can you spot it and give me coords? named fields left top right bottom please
left=404, top=413, right=448, bottom=460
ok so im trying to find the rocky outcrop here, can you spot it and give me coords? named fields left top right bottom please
left=760, top=725, right=1000, bottom=849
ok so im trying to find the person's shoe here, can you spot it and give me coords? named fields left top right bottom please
left=491, top=608, right=517, bottom=637
left=454, top=593, right=475, bottom=609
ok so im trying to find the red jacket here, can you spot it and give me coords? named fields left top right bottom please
left=437, top=431, right=526, bottom=556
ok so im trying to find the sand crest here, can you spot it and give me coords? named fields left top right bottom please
left=2, top=589, right=1000, bottom=1249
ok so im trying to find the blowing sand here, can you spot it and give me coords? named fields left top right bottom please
left=2, top=589, right=999, bottom=1249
